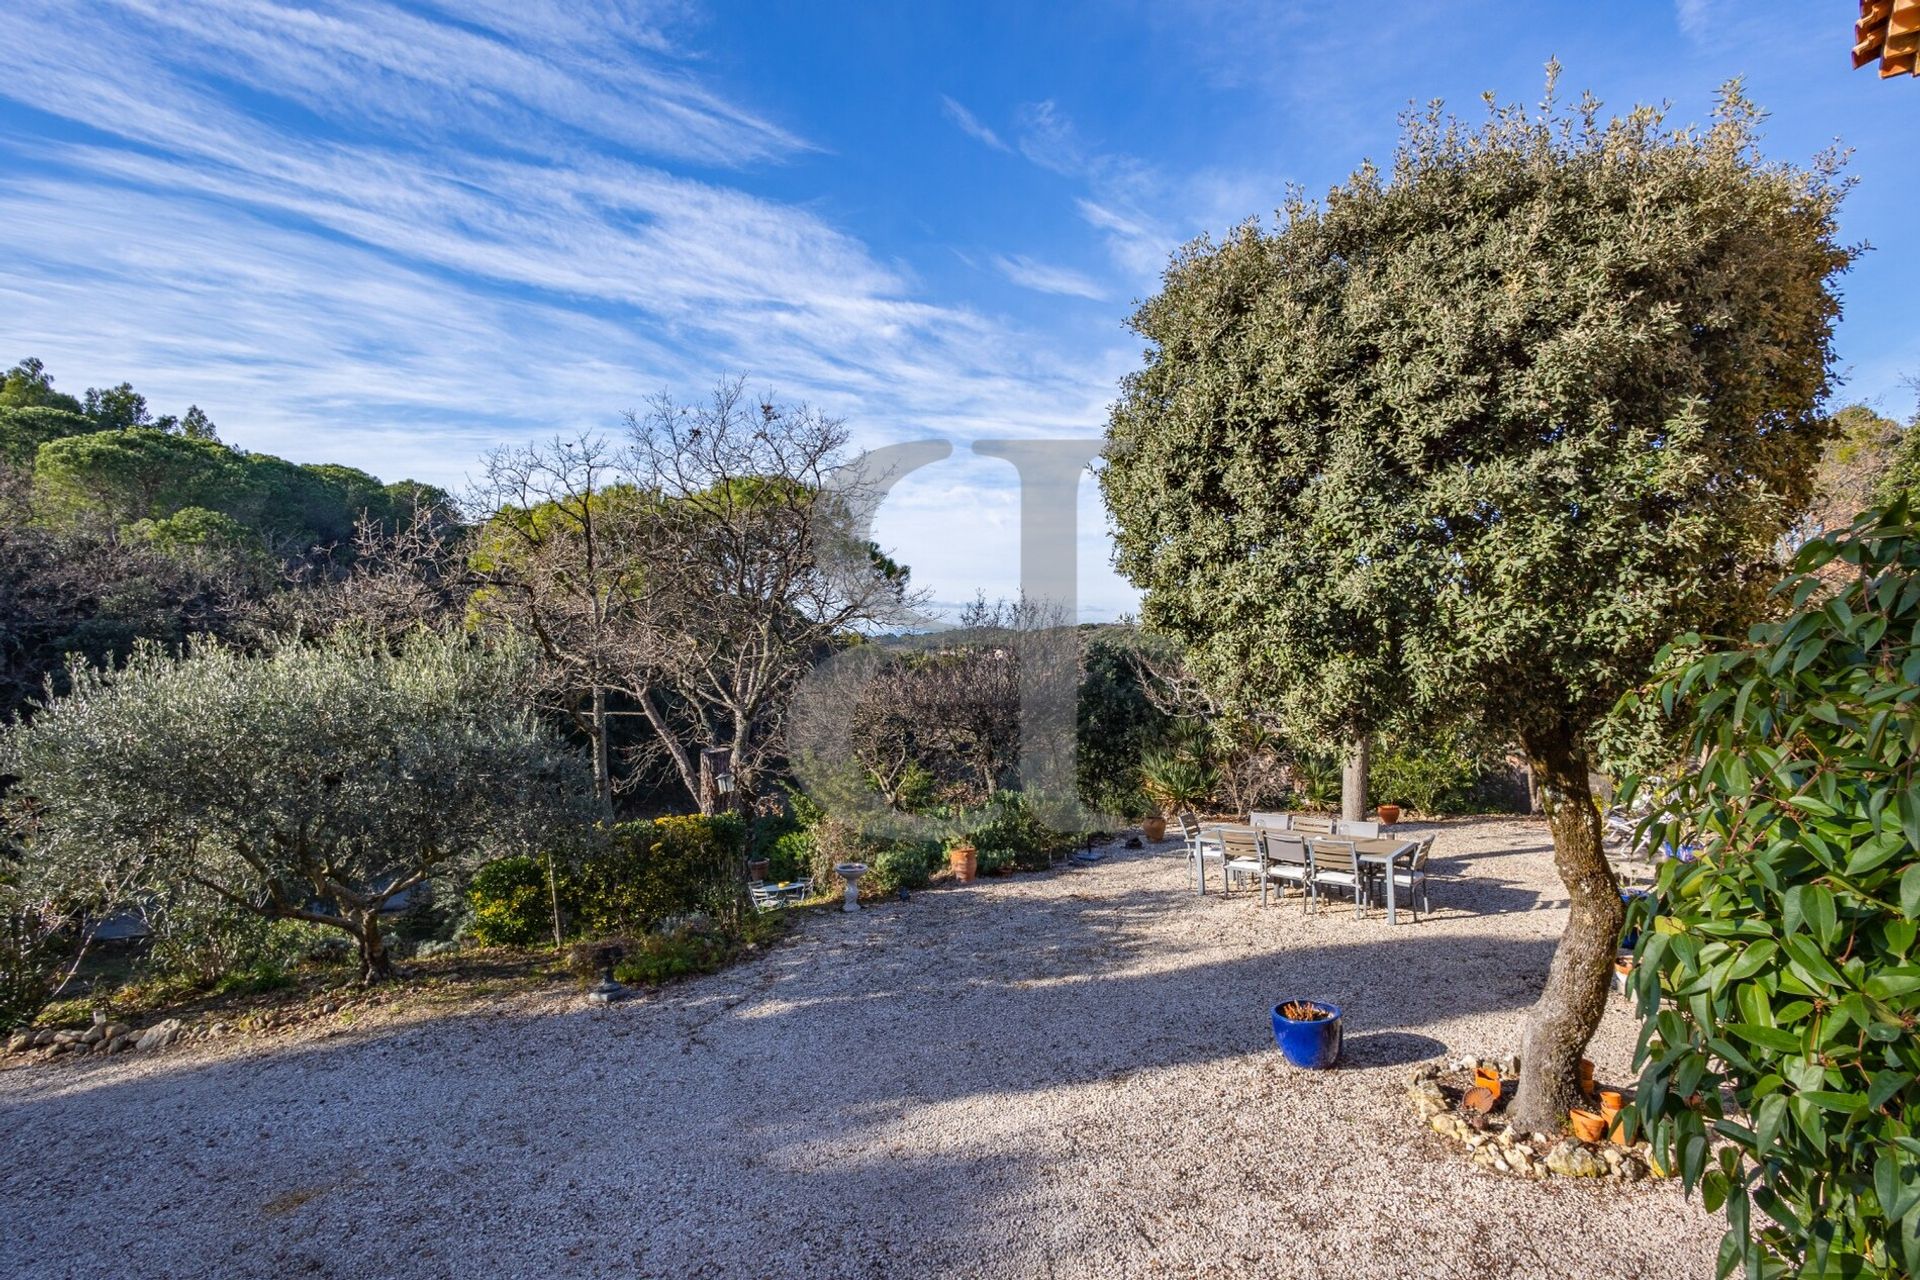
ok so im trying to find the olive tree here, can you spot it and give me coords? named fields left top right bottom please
left=2, top=633, right=597, bottom=981
left=1100, top=80, right=1851, bottom=1131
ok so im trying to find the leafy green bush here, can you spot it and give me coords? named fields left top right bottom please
left=976, top=846, right=1015, bottom=875
left=963, top=790, right=1079, bottom=870
left=1075, top=631, right=1170, bottom=820
left=572, top=814, right=747, bottom=937
left=465, top=855, right=554, bottom=948
left=765, top=830, right=814, bottom=883
left=1369, top=740, right=1481, bottom=814
left=863, top=839, right=942, bottom=895
left=1623, top=506, right=1920, bottom=1280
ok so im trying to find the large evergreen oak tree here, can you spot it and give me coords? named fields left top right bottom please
left=1100, top=81, right=1851, bottom=1130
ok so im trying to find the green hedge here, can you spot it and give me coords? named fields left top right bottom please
left=466, top=813, right=748, bottom=946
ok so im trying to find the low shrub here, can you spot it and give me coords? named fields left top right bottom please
left=864, top=839, right=942, bottom=895
left=975, top=846, right=1015, bottom=876
left=1369, top=742, right=1480, bottom=815
left=465, top=855, right=555, bottom=948
left=571, top=813, right=747, bottom=937
left=962, top=791, right=1079, bottom=870
left=766, top=829, right=814, bottom=883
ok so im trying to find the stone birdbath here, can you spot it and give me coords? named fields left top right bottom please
left=834, top=862, right=868, bottom=912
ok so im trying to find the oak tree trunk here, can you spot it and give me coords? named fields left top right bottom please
left=1507, top=727, right=1623, bottom=1133
left=1341, top=735, right=1370, bottom=823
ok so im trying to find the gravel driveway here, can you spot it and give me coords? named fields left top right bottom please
left=0, top=817, right=1718, bottom=1279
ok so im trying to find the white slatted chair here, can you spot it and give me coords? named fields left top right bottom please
left=1258, top=829, right=1313, bottom=908
left=1308, top=836, right=1368, bottom=917
left=1220, top=828, right=1263, bottom=897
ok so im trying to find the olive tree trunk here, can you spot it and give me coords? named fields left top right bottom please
left=1340, top=735, right=1370, bottom=823
left=347, top=909, right=394, bottom=984
left=1507, top=728, right=1623, bottom=1133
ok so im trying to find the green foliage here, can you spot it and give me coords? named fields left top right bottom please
left=570, top=814, right=747, bottom=938
left=1288, top=753, right=1341, bottom=811
left=766, top=829, right=814, bottom=883
left=1075, top=630, right=1171, bottom=820
left=976, top=846, right=1014, bottom=876
left=1370, top=733, right=1494, bottom=814
left=0, top=358, right=82, bottom=414
left=34, top=427, right=259, bottom=528
left=863, top=839, right=943, bottom=894
left=0, top=903, right=62, bottom=1030
left=1139, top=749, right=1217, bottom=815
left=0, top=406, right=98, bottom=466
left=1, top=631, right=597, bottom=979
left=1099, top=82, right=1849, bottom=757
left=139, top=885, right=315, bottom=985
left=960, top=789, right=1080, bottom=870
left=1623, top=505, right=1920, bottom=1279
left=465, top=855, right=555, bottom=948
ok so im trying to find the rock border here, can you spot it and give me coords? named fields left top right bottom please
left=1405, top=1056, right=1663, bottom=1182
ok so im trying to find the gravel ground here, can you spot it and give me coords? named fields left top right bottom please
left=0, top=817, right=1718, bottom=1279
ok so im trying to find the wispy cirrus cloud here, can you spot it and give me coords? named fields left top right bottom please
left=992, top=254, right=1108, bottom=301
left=940, top=95, right=1010, bottom=152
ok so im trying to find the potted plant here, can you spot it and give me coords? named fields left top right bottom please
left=945, top=834, right=978, bottom=883
left=1269, top=999, right=1343, bottom=1069
left=1140, top=749, right=1216, bottom=832
left=1376, top=803, right=1401, bottom=826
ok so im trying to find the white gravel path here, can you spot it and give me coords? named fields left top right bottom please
left=0, top=817, right=1718, bottom=1279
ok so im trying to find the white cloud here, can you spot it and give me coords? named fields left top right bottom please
left=1674, top=0, right=1715, bottom=40
left=0, top=1, right=1142, bottom=617
left=992, top=254, right=1109, bottom=301
left=940, top=95, right=1010, bottom=151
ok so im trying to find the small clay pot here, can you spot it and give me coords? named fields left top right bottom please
left=747, top=858, right=770, bottom=883
left=1597, top=1089, right=1626, bottom=1119
left=1141, top=815, right=1168, bottom=842
left=1569, top=1108, right=1609, bottom=1143
left=1578, top=1057, right=1597, bottom=1097
left=1376, top=804, right=1401, bottom=826
left=1472, top=1065, right=1503, bottom=1101
left=1462, top=1085, right=1498, bottom=1116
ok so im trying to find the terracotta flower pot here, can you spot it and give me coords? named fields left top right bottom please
left=948, top=845, right=978, bottom=883
left=1569, top=1108, right=1609, bottom=1143
left=1578, top=1057, right=1597, bottom=1097
left=1472, top=1065, right=1503, bottom=1102
left=747, top=858, right=770, bottom=883
left=1597, top=1089, right=1625, bottom=1119
left=1141, top=815, right=1168, bottom=842
left=1376, top=804, right=1401, bottom=826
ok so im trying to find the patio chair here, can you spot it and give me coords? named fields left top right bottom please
left=1336, top=818, right=1381, bottom=839
left=1249, top=811, right=1291, bottom=830
left=1380, top=834, right=1434, bottom=920
left=1258, top=829, right=1313, bottom=907
left=1291, top=814, right=1336, bottom=835
left=1307, top=836, right=1368, bottom=917
left=1219, top=828, right=1263, bottom=897
left=1180, top=812, right=1225, bottom=890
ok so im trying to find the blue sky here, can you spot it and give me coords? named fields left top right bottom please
left=1, top=1, right=1915, bottom=619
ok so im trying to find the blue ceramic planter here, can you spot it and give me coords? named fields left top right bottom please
left=1271, top=1001, right=1343, bottom=1069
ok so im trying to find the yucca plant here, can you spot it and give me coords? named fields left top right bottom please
left=1140, top=749, right=1218, bottom=816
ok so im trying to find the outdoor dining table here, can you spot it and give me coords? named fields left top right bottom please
left=1352, top=837, right=1421, bottom=926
